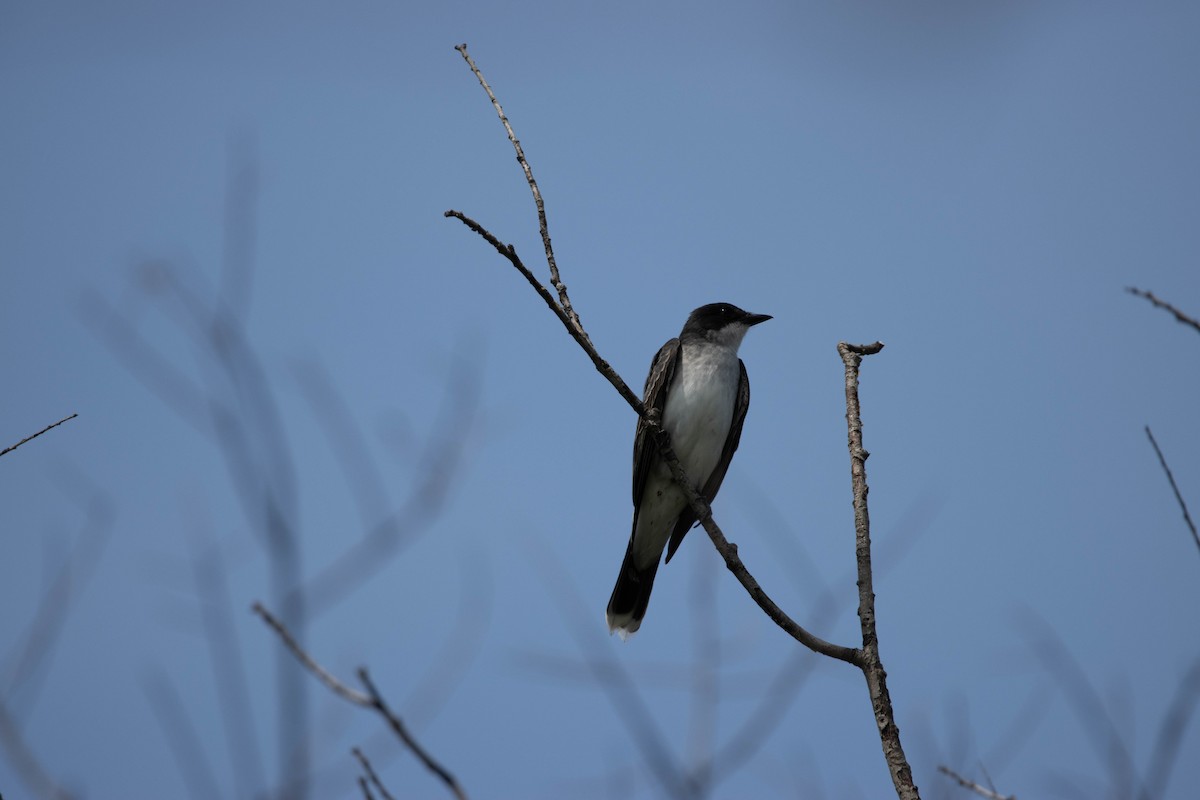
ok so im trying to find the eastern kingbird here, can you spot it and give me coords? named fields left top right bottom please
left=606, top=302, right=771, bottom=639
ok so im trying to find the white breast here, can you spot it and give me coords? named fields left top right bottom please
left=662, top=341, right=739, bottom=485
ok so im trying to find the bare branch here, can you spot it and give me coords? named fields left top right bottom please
left=0, top=413, right=78, bottom=458
left=252, top=603, right=468, bottom=800
left=252, top=602, right=370, bottom=705
left=839, top=341, right=919, bottom=800
left=652, top=425, right=861, bottom=663
left=937, top=765, right=1015, bottom=800
left=1143, top=425, right=1199, bottom=554
left=353, top=747, right=397, bottom=800
left=443, top=210, right=643, bottom=412
left=358, top=669, right=468, bottom=800
left=1126, top=286, right=1200, bottom=334
left=453, top=43, right=589, bottom=345
left=447, top=46, right=919, bottom=796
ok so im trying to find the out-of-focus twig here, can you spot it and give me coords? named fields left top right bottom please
left=143, top=670, right=225, bottom=800
left=1021, top=612, right=1144, bottom=798
left=0, top=414, right=77, bottom=458
left=526, top=536, right=697, bottom=800
left=0, top=481, right=112, bottom=800
left=1141, top=659, right=1200, bottom=800
left=188, top=531, right=265, bottom=794
left=253, top=602, right=467, bottom=800
left=1143, top=426, right=1199, bottom=554
left=937, top=765, right=1015, bottom=800
left=1126, top=287, right=1200, bottom=335
left=0, top=698, right=75, bottom=800
left=353, top=747, right=397, bottom=800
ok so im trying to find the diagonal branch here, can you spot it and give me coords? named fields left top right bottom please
left=1, top=414, right=78, bottom=458
left=252, top=602, right=369, bottom=705
left=252, top=603, right=467, bottom=800
left=1143, top=426, right=1199, bottom=555
left=1126, top=287, right=1200, bottom=335
left=443, top=210, right=642, bottom=412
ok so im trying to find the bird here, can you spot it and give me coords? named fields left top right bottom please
left=606, top=302, right=771, bottom=639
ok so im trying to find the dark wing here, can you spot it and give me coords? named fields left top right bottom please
left=632, top=338, right=681, bottom=509
left=664, top=358, right=750, bottom=563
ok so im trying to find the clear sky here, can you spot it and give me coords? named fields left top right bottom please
left=3, top=1, right=1199, bottom=798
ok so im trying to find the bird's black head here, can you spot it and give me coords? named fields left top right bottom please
left=681, top=303, right=772, bottom=341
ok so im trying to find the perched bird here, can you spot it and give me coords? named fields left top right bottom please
left=606, top=302, right=771, bottom=639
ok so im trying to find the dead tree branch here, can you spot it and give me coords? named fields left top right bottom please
left=1, top=413, right=78, bottom=458
left=443, top=75, right=856, bottom=667
left=252, top=602, right=467, bottom=800
left=445, top=43, right=918, bottom=797
left=839, top=341, right=918, bottom=799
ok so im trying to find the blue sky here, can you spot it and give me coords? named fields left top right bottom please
left=3, top=2, right=1199, bottom=798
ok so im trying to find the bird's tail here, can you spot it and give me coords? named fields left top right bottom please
left=605, top=540, right=660, bottom=640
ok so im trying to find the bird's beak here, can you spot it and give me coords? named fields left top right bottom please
left=745, top=313, right=772, bottom=326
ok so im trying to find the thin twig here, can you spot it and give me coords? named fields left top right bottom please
left=1144, top=426, right=1200, bottom=554
left=937, top=766, right=1015, bottom=800
left=453, top=44, right=589, bottom=345
left=443, top=210, right=641, bottom=412
left=353, top=748, right=397, bottom=800
left=0, top=698, right=75, bottom=800
left=252, top=603, right=468, bottom=800
left=0, top=414, right=78, bottom=458
left=357, top=669, right=468, bottom=800
left=1126, top=287, right=1200, bottom=335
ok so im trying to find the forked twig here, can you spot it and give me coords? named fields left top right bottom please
left=252, top=603, right=467, bottom=800
left=454, top=43, right=588, bottom=345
